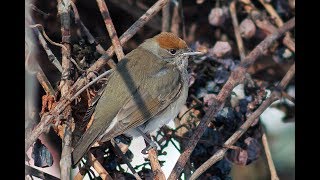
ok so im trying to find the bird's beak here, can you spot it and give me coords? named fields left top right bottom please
left=182, top=51, right=204, bottom=56
left=182, top=48, right=204, bottom=56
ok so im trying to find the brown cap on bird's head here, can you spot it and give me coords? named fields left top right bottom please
left=154, top=32, right=187, bottom=50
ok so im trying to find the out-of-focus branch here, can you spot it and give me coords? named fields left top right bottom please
left=168, top=17, right=295, bottom=180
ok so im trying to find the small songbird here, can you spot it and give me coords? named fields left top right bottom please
left=72, top=32, right=201, bottom=166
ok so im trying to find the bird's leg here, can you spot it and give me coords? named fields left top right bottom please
left=136, top=127, right=157, bottom=154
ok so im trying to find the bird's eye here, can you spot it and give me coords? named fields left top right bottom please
left=168, top=49, right=177, bottom=55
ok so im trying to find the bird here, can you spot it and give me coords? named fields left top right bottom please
left=71, top=32, right=201, bottom=166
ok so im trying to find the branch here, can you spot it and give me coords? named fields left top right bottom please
left=257, top=0, right=295, bottom=54
left=89, top=152, right=113, bottom=180
left=109, top=0, right=162, bottom=31
left=261, top=129, right=279, bottom=180
left=148, top=148, right=166, bottom=180
left=189, top=63, right=295, bottom=180
left=162, top=2, right=171, bottom=32
left=25, top=165, right=60, bottom=180
left=167, top=17, right=295, bottom=180
left=26, top=16, right=63, bottom=73
left=57, top=0, right=73, bottom=179
left=96, top=0, right=125, bottom=60
left=69, top=1, right=116, bottom=69
left=229, top=1, right=246, bottom=60
left=25, top=0, right=170, bottom=152
left=240, top=0, right=295, bottom=53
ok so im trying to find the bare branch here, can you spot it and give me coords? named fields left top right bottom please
left=148, top=148, right=166, bottom=180
left=57, top=0, right=73, bottom=179
left=167, top=17, right=295, bottom=180
left=189, top=63, right=295, bottom=179
left=262, top=129, right=279, bottom=180
left=240, top=0, right=295, bottom=53
left=89, top=152, right=113, bottom=180
left=96, top=0, right=125, bottom=60
left=230, top=1, right=246, bottom=60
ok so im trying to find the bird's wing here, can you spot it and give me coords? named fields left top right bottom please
left=101, top=67, right=183, bottom=142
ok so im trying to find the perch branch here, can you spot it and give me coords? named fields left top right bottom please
left=89, top=152, right=113, bottom=180
left=261, top=129, right=279, bottom=180
left=25, top=0, right=170, bottom=153
left=148, top=148, right=166, bottom=180
left=189, top=63, right=295, bottom=180
left=96, top=0, right=125, bottom=60
left=167, top=17, right=295, bottom=180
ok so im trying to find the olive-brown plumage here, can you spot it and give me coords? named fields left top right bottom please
left=72, top=32, right=192, bottom=166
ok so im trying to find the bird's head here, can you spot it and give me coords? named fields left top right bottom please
left=140, top=32, right=202, bottom=69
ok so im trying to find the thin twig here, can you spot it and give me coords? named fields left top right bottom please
left=162, top=2, right=171, bottom=32
left=230, top=1, right=246, bottom=60
left=167, top=17, right=295, bottom=180
left=70, top=69, right=113, bottom=101
left=240, top=0, right=295, bottom=53
left=26, top=41, right=56, bottom=96
left=171, top=2, right=181, bottom=36
left=96, top=0, right=125, bottom=60
left=281, top=91, right=295, bottom=104
left=25, top=165, right=60, bottom=180
left=69, top=2, right=116, bottom=68
left=25, top=0, right=170, bottom=152
left=109, top=0, right=162, bottom=31
left=179, top=0, right=186, bottom=40
left=28, top=22, right=63, bottom=73
left=111, top=139, right=142, bottom=180
left=89, top=152, right=113, bottom=180
left=261, top=128, right=279, bottom=180
left=30, top=24, right=68, bottom=51
left=257, top=0, right=295, bottom=54
left=189, top=63, right=295, bottom=179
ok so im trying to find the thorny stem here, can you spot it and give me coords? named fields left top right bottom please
left=189, top=63, right=295, bottom=179
left=167, top=17, right=295, bottom=180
